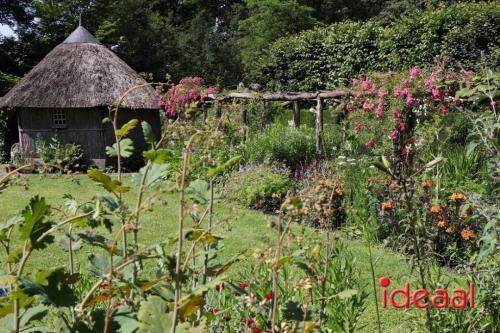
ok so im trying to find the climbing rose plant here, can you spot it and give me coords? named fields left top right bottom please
left=159, top=77, right=218, bottom=118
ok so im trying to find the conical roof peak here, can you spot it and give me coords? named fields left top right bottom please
left=63, top=26, right=99, bottom=44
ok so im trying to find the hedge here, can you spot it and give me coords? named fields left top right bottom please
left=257, top=2, right=500, bottom=91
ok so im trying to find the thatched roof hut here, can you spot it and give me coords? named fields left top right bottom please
left=0, top=26, right=161, bottom=167
left=0, top=26, right=158, bottom=110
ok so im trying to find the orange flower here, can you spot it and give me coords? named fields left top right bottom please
left=461, top=212, right=469, bottom=219
left=446, top=227, right=456, bottom=234
left=437, top=220, right=447, bottom=228
left=389, top=181, right=399, bottom=189
left=461, top=228, right=476, bottom=240
left=381, top=201, right=396, bottom=211
left=334, top=188, right=344, bottom=196
left=421, top=180, right=432, bottom=189
left=271, top=193, right=279, bottom=199
left=450, top=192, right=466, bottom=203
left=430, top=205, right=442, bottom=213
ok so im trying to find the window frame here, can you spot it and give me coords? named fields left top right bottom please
left=52, top=109, right=67, bottom=128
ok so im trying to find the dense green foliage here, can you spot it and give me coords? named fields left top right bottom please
left=258, top=2, right=500, bottom=90
left=35, top=136, right=84, bottom=172
left=224, top=161, right=293, bottom=211
left=242, top=122, right=340, bottom=170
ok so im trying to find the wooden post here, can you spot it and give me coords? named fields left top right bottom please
left=292, top=101, right=300, bottom=127
left=241, top=107, right=248, bottom=143
left=215, top=100, right=222, bottom=119
left=315, top=96, right=323, bottom=155
left=261, top=100, right=268, bottom=127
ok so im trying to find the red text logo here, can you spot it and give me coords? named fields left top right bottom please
left=379, top=276, right=474, bottom=309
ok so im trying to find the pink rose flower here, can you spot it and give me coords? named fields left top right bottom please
left=409, top=67, right=421, bottom=78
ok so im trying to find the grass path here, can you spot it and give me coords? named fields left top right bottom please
left=0, top=175, right=460, bottom=332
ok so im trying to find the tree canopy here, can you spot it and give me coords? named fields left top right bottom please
left=0, top=0, right=478, bottom=94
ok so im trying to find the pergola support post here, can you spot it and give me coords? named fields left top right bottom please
left=292, top=101, right=300, bottom=127
left=315, top=96, right=323, bottom=155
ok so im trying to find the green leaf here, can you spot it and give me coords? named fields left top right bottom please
left=18, top=196, right=53, bottom=249
left=20, top=304, right=49, bottom=327
left=116, top=119, right=139, bottom=137
left=79, top=233, right=120, bottom=255
left=138, top=296, right=170, bottom=333
left=88, top=169, right=130, bottom=194
left=335, top=289, right=358, bottom=299
left=142, top=121, right=157, bottom=146
left=134, top=164, right=169, bottom=187
left=424, top=157, right=444, bottom=169
left=106, top=138, right=134, bottom=158
left=19, top=267, right=77, bottom=307
left=186, top=180, right=220, bottom=205
left=207, top=155, right=241, bottom=178
left=143, top=149, right=172, bottom=164
left=62, top=194, right=78, bottom=215
left=185, top=229, right=222, bottom=245
left=372, top=161, right=393, bottom=177
left=58, top=234, right=82, bottom=252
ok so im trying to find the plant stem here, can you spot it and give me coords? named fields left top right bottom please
left=319, top=231, right=330, bottom=327
left=202, top=178, right=214, bottom=285
left=366, top=231, right=382, bottom=333
left=170, top=132, right=200, bottom=333
left=403, top=181, right=433, bottom=332
left=271, top=212, right=282, bottom=333
left=13, top=242, right=33, bottom=333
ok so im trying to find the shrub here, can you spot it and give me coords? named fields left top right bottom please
left=258, top=2, right=499, bottom=91
left=224, top=161, right=293, bottom=211
left=242, top=122, right=341, bottom=170
left=36, top=135, right=84, bottom=172
left=297, top=176, right=346, bottom=230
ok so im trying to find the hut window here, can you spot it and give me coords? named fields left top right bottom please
left=52, top=110, right=67, bottom=128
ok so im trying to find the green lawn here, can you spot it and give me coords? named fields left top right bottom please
left=0, top=175, right=460, bottom=332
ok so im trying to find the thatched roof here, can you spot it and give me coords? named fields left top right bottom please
left=0, top=26, right=158, bottom=110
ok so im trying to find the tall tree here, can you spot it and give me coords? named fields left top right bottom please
left=238, top=0, right=317, bottom=81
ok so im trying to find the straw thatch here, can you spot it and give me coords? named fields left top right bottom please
left=0, top=26, right=158, bottom=110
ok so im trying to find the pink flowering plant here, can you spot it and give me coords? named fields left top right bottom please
left=159, top=77, right=218, bottom=119
left=346, top=66, right=475, bottom=160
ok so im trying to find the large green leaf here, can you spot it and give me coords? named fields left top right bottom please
left=18, top=196, right=53, bottom=249
left=142, top=121, right=157, bottom=146
left=143, top=149, right=172, bottom=164
left=138, top=296, right=170, bottom=333
left=19, top=267, right=77, bottom=307
left=134, top=164, right=169, bottom=187
left=87, top=169, right=130, bottom=194
left=207, top=155, right=241, bottom=178
left=116, top=119, right=139, bottom=138
left=106, top=138, right=134, bottom=158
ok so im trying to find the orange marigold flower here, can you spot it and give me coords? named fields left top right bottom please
left=461, top=212, right=469, bottom=219
left=437, top=220, right=447, bottom=228
left=450, top=192, right=466, bottom=203
left=334, top=188, right=344, bottom=196
left=381, top=201, right=396, bottom=211
left=421, top=180, right=432, bottom=188
left=446, top=227, right=456, bottom=234
left=430, top=205, right=441, bottom=213
left=461, top=228, right=476, bottom=240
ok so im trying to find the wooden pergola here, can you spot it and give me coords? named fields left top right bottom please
left=208, top=89, right=350, bottom=154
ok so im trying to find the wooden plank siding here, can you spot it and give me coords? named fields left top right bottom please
left=17, top=108, right=161, bottom=166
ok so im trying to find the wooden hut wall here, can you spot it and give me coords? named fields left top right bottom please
left=18, top=108, right=106, bottom=160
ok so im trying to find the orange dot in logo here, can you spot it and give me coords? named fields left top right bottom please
left=379, top=276, right=391, bottom=287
